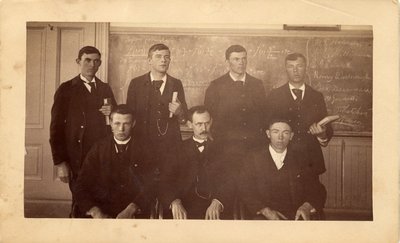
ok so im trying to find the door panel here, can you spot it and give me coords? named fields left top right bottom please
left=25, top=22, right=96, bottom=201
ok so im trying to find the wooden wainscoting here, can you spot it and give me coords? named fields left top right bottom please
left=321, top=136, right=372, bottom=220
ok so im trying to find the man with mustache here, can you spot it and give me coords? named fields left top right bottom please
left=74, top=105, right=153, bottom=219
left=160, top=106, right=233, bottom=219
left=239, top=119, right=326, bottom=220
left=49, top=46, right=117, bottom=217
left=126, top=43, right=188, bottom=201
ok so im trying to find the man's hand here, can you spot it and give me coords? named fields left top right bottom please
left=171, top=199, right=187, bottom=219
left=258, top=207, right=288, bottom=220
left=169, top=99, right=182, bottom=116
left=116, top=203, right=139, bottom=219
left=99, top=105, right=112, bottom=116
left=87, top=206, right=110, bottom=219
left=309, top=122, right=327, bottom=139
left=205, top=199, right=223, bottom=220
left=55, top=162, right=70, bottom=183
left=295, top=202, right=315, bottom=220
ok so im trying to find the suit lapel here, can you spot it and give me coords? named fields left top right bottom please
left=71, top=75, right=88, bottom=112
left=143, top=72, right=152, bottom=105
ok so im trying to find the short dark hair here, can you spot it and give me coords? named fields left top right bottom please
left=110, top=104, right=134, bottom=121
left=78, top=46, right=101, bottom=60
left=187, top=105, right=211, bottom=122
left=285, top=53, right=306, bottom=64
left=148, top=43, right=170, bottom=58
left=225, top=45, right=247, bottom=60
left=267, top=118, right=292, bottom=131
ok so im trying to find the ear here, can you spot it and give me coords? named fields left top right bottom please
left=289, top=132, right=294, bottom=140
left=76, top=58, right=81, bottom=65
left=131, top=120, right=136, bottom=128
left=266, top=129, right=271, bottom=139
left=98, top=60, right=102, bottom=67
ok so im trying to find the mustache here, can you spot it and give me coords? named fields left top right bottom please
left=200, top=131, right=208, bottom=135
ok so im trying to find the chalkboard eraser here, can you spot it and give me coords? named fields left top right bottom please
left=283, top=25, right=341, bottom=31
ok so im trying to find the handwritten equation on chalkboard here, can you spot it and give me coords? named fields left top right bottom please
left=108, top=34, right=372, bottom=136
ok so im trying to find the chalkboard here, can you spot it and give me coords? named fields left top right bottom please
left=108, top=30, right=372, bottom=136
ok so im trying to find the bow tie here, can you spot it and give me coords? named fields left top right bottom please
left=194, top=140, right=207, bottom=148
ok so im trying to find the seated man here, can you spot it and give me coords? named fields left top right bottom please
left=74, top=104, right=153, bottom=219
left=160, top=105, right=233, bottom=219
left=239, top=119, right=326, bottom=220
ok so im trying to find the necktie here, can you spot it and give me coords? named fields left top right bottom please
left=88, top=82, right=96, bottom=93
left=116, top=143, right=127, bottom=153
left=292, top=88, right=303, bottom=102
left=152, top=80, right=163, bottom=94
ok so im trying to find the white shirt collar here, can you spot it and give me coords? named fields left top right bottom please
left=150, top=72, right=167, bottom=82
left=289, top=83, right=305, bottom=100
left=114, top=136, right=131, bottom=145
left=80, top=74, right=95, bottom=83
left=268, top=145, right=287, bottom=170
left=193, top=136, right=206, bottom=143
left=229, top=72, right=246, bottom=83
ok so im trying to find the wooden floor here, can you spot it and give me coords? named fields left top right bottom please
left=25, top=200, right=372, bottom=220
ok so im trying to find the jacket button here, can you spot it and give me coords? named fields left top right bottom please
left=134, top=164, right=138, bottom=167
left=242, top=108, right=246, bottom=112
left=80, top=125, right=84, bottom=128
left=77, top=140, right=81, bottom=143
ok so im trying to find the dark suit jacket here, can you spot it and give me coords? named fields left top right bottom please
left=126, top=72, right=188, bottom=143
left=49, top=75, right=117, bottom=177
left=204, top=72, right=267, bottom=146
left=74, top=135, right=154, bottom=218
left=265, top=83, right=333, bottom=175
left=159, top=138, right=234, bottom=210
left=239, top=146, right=326, bottom=219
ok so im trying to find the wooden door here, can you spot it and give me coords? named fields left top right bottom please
left=24, top=22, right=105, bottom=216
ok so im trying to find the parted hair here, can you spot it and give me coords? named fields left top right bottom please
left=187, top=105, right=210, bottom=122
left=148, top=43, right=170, bottom=58
left=225, top=45, right=247, bottom=60
left=285, top=52, right=306, bottom=64
left=110, top=104, right=134, bottom=120
left=78, top=46, right=101, bottom=59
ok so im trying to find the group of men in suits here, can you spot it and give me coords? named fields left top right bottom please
left=49, top=43, right=332, bottom=220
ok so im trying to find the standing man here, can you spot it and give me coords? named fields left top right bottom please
left=265, top=53, right=333, bottom=177
left=74, top=105, right=153, bottom=219
left=126, top=43, right=188, bottom=196
left=160, top=106, right=233, bottom=219
left=49, top=46, right=117, bottom=217
left=204, top=45, right=267, bottom=213
left=239, top=119, right=326, bottom=220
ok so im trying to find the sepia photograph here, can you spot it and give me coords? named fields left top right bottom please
left=24, top=22, right=373, bottom=221
left=0, top=1, right=398, bottom=242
